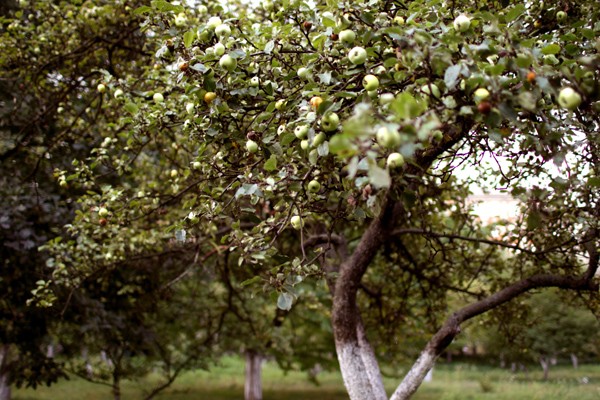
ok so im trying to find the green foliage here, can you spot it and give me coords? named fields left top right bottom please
left=2, top=0, right=600, bottom=396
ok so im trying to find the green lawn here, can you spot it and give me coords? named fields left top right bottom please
left=13, top=357, right=600, bottom=400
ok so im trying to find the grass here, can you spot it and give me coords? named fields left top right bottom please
left=13, top=357, right=600, bottom=400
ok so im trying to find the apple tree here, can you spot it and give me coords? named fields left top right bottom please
left=40, top=0, right=600, bottom=399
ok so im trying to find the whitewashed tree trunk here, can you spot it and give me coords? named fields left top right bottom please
left=244, top=351, right=263, bottom=400
left=0, top=345, right=11, bottom=400
left=570, top=353, right=579, bottom=369
left=390, top=348, right=436, bottom=400
left=540, top=357, right=550, bottom=381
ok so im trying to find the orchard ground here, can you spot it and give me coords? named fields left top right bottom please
left=13, top=357, right=600, bottom=400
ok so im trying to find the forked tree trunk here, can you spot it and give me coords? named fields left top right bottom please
left=244, top=350, right=263, bottom=400
left=0, top=345, right=11, bottom=400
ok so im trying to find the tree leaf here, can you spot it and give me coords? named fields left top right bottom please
left=277, top=292, right=293, bottom=311
left=368, top=163, right=391, bottom=189
left=444, top=64, right=462, bottom=90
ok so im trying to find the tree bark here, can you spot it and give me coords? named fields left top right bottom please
left=540, top=357, right=550, bottom=381
left=570, top=353, right=579, bottom=369
left=244, top=350, right=263, bottom=400
left=0, top=345, right=11, bottom=400
left=112, top=372, right=121, bottom=400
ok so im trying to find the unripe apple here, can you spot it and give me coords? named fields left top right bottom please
left=300, top=140, right=309, bottom=150
left=219, top=54, right=237, bottom=71
left=170, top=169, right=178, bottom=178
left=98, top=207, right=109, bottom=217
left=197, top=5, right=208, bottom=15
left=556, top=11, right=567, bottom=22
left=307, top=179, right=321, bottom=193
left=207, top=16, right=222, bottom=30
left=246, top=139, right=259, bottom=153
left=114, top=88, right=124, bottom=99
left=348, top=46, right=368, bottom=65
left=275, top=99, right=286, bottom=110
left=394, top=16, right=405, bottom=25
left=557, top=87, right=582, bottom=110
left=386, top=152, right=405, bottom=169
left=186, top=102, right=195, bottom=114
left=453, top=14, right=471, bottom=32
left=339, top=29, right=356, bottom=45
left=421, top=83, right=441, bottom=98
left=204, top=91, right=217, bottom=103
left=174, top=12, right=187, bottom=27
left=473, top=88, right=490, bottom=103
left=277, top=124, right=286, bottom=135
left=376, top=126, right=401, bottom=148
left=363, top=74, right=379, bottom=91
left=310, top=96, right=323, bottom=110
left=321, top=112, right=340, bottom=131
left=191, top=161, right=201, bottom=169
left=153, top=92, right=164, bottom=103
left=214, top=24, right=231, bottom=38
left=312, top=132, right=326, bottom=147
left=290, top=215, right=304, bottom=230
left=97, top=83, right=106, bottom=93
left=250, top=76, right=260, bottom=87
left=297, top=67, right=311, bottom=80
left=294, top=125, right=309, bottom=139
left=213, top=42, right=225, bottom=56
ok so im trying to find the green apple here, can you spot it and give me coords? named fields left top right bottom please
left=250, top=76, right=260, bottom=87
left=297, top=67, right=311, bottom=79
left=312, top=132, right=326, bottom=147
left=114, top=88, right=124, bottom=99
left=321, top=112, right=340, bottom=131
left=300, top=140, right=309, bottom=150
left=219, top=54, right=237, bottom=71
left=363, top=74, right=379, bottom=91
left=386, top=152, right=405, bottom=169
left=453, top=14, right=471, bottom=32
left=207, top=16, right=222, bottom=30
left=339, top=29, right=356, bottom=45
left=557, top=87, right=582, bottom=110
left=307, top=179, right=321, bottom=193
left=214, top=24, right=231, bottom=38
left=153, top=92, right=164, bottom=103
left=98, top=207, right=109, bottom=217
left=214, top=42, right=225, bottom=56
left=348, top=46, right=367, bottom=65
left=421, top=83, right=441, bottom=98
left=294, top=125, right=309, bottom=139
left=394, top=16, right=405, bottom=25
left=174, top=12, right=187, bottom=27
left=275, top=99, right=286, bottom=110
left=197, top=5, right=208, bottom=15
left=191, top=161, right=201, bottom=169
left=556, top=11, right=567, bottom=22
left=376, top=126, right=401, bottom=148
left=186, top=102, right=194, bottom=115
left=97, top=83, right=106, bottom=93
left=473, top=88, right=490, bottom=103
left=290, top=215, right=304, bottom=230
left=277, top=124, right=286, bottom=135
left=170, top=169, right=178, bottom=178
left=246, top=139, right=259, bottom=153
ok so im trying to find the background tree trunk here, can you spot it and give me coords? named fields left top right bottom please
left=540, top=357, right=550, bottom=381
left=570, top=353, right=579, bottom=369
left=244, top=350, right=263, bottom=400
left=0, top=345, right=11, bottom=400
